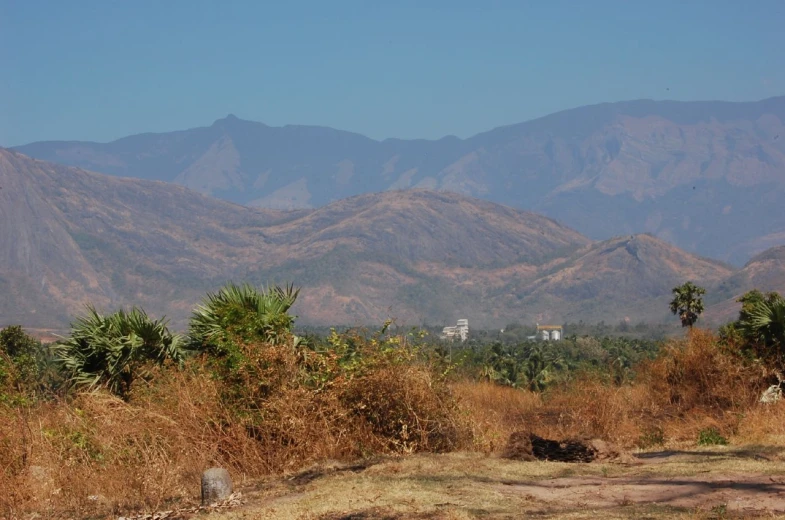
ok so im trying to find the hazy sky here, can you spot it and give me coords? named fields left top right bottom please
left=2, top=0, right=784, bottom=146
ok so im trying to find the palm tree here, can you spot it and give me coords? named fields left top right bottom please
left=669, top=282, right=706, bottom=328
left=52, top=306, right=185, bottom=398
left=519, top=345, right=565, bottom=392
left=188, top=282, right=300, bottom=356
left=738, top=291, right=785, bottom=355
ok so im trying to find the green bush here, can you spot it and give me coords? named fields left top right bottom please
left=52, top=306, right=185, bottom=398
left=697, top=427, right=728, bottom=446
left=721, top=290, right=785, bottom=369
left=0, top=325, right=45, bottom=403
left=188, top=283, right=300, bottom=369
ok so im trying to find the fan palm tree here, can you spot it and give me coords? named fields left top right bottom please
left=52, top=306, right=184, bottom=397
left=188, top=282, right=300, bottom=356
left=669, top=282, right=706, bottom=328
left=739, top=291, right=785, bottom=355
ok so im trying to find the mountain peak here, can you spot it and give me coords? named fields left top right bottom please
left=212, top=113, right=243, bottom=126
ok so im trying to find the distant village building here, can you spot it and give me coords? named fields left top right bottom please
left=536, top=324, right=563, bottom=341
left=441, top=319, right=469, bottom=341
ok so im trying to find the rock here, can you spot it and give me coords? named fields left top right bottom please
left=760, top=384, right=783, bottom=404
left=201, top=468, right=232, bottom=505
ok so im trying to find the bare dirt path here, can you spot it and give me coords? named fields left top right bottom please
left=197, top=446, right=785, bottom=519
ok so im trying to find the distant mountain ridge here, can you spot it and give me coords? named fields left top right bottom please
left=14, top=96, right=785, bottom=264
left=2, top=149, right=782, bottom=330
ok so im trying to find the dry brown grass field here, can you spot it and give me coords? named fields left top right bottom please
left=2, top=329, right=785, bottom=519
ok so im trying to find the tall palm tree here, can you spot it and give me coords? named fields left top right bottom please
left=669, top=282, right=706, bottom=328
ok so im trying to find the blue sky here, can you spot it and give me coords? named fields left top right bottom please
left=1, top=0, right=784, bottom=146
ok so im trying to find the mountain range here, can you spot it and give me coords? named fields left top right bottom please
left=2, top=148, right=783, bottom=331
left=13, top=96, right=785, bottom=265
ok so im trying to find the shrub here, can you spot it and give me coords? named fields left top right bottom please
left=0, top=325, right=40, bottom=359
left=721, top=290, right=785, bottom=372
left=52, top=306, right=185, bottom=398
left=638, top=426, right=666, bottom=449
left=188, top=283, right=300, bottom=369
left=342, top=362, right=464, bottom=453
left=697, top=427, right=728, bottom=446
left=0, top=326, right=45, bottom=403
left=643, top=329, right=765, bottom=412
left=189, top=283, right=300, bottom=348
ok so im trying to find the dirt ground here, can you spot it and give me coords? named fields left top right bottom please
left=196, top=446, right=785, bottom=520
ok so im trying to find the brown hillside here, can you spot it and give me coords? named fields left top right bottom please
left=742, top=245, right=785, bottom=292
left=493, top=234, right=735, bottom=325
left=0, top=149, right=283, bottom=327
left=8, top=149, right=780, bottom=330
left=705, top=245, right=785, bottom=323
left=261, top=190, right=590, bottom=267
left=0, top=150, right=594, bottom=329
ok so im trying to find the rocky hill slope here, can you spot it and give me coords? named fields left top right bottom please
left=0, top=149, right=777, bottom=330
left=14, top=97, right=785, bottom=265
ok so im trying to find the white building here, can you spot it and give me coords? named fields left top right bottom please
left=441, top=319, right=469, bottom=341
left=536, top=324, right=563, bottom=341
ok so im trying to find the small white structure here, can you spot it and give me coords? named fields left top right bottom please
left=536, top=324, right=563, bottom=342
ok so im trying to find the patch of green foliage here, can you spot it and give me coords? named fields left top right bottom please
left=449, top=334, right=662, bottom=391
left=52, top=306, right=185, bottom=399
left=670, top=281, right=706, bottom=328
left=697, top=427, right=728, bottom=446
left=720, top=290, right=785, bottom=370
left=188, top=283, right=300, bottom=367
left=0, top=325, right=52, bottom=405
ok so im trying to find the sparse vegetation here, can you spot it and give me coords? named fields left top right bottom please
left=2, top=284, right=785, bottom=518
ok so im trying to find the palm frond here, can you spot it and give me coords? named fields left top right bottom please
left=53, top=305, right=185, bottom=397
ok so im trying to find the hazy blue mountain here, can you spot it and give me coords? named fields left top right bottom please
left=13, top=97, right=785, bottom=264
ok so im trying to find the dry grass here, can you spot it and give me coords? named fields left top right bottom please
left=0, top=344, right=470, bottom=518
left=1, top=367, right=265, bottom=518
left=456, top=329, right=779, bottom=451
left=451, top=381, right=542, bottom=452
left=2, top=329, right=784, bottom=518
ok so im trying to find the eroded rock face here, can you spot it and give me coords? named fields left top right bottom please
left=201, top=468, right=233, bottom=505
